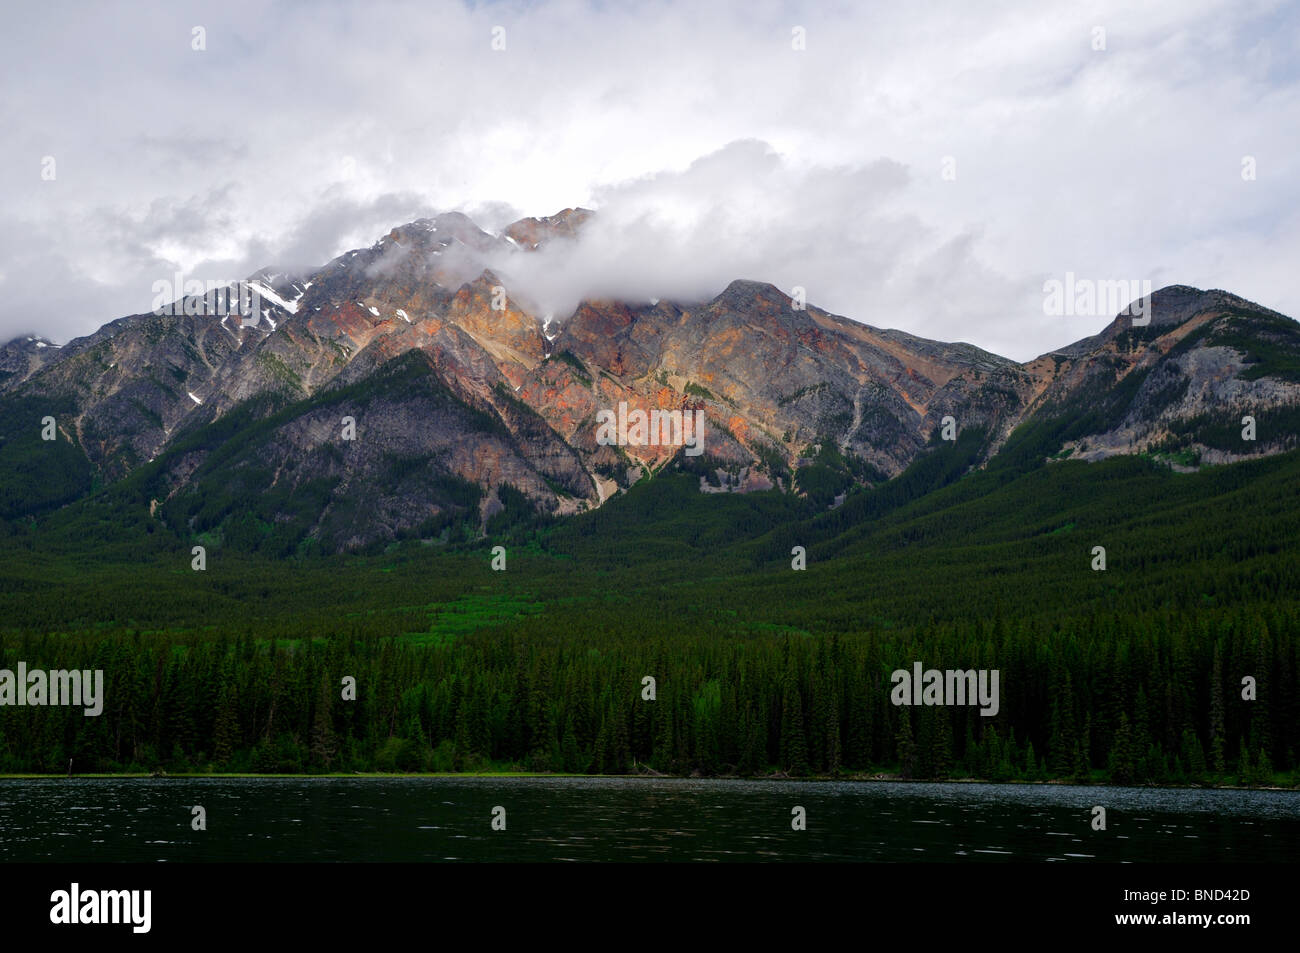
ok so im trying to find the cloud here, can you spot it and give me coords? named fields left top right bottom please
left=0, top=0, right=1295, bottom=360
left=484, top=141, right=930, bottom=320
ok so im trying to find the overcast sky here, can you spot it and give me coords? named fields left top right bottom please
left=2, top=0, right=1296, bottom=360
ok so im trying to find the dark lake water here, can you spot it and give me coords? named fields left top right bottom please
left=1, top=777, right=1296, bottom=862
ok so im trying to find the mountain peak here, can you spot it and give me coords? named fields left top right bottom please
left=714, top=279, right=791, bottom=309
left=395, top=212, right=499, bottom=253
left=3, top=333, right=59, bottom=350
left=503, top=207, right=593, bottom=249
left=1145, top=284, right=1238, bottom=328
left=5, top=202, right=1297, bottom=553
left=1049, top=284, right=1291, bottom=361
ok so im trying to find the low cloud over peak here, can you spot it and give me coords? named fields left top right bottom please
left=2, top=0, right=1295, bottom=361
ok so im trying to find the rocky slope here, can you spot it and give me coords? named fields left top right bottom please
left=1022, top=285, right=1300, bottom=466
left=2, top=209, right=1296, bottom=551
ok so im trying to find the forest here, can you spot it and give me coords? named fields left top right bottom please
left=1, top=427, right=1297, bottom=786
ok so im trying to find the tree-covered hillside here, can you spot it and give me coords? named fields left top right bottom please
left=1, top=432, right=1296, bottom=785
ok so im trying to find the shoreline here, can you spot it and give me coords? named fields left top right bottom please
left=1, top=772, right=1294, bottom=791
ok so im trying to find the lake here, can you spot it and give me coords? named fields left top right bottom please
left=1, top=777, right=1296, bottom=862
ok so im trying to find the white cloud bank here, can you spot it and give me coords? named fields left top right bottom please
left=0, top=0, right=1296, bottom=360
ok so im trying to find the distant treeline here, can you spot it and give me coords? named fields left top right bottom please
left=3, top=431, right=1300, bottom=784
left=2, top=603, right=1295, bottom=784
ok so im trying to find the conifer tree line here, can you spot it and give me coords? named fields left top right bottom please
left=2, top=603, right=1295, bottom=784
left=4, top=441, right=1299, bottom=783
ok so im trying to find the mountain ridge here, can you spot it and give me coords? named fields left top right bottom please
left=3, top=208, right=1298, bottom=551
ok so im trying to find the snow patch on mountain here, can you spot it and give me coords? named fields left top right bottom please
left=248, top=280, right=298, bottom=314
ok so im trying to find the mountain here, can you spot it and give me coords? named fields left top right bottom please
left=2, top=208, right=1297, bottom=552
left=0, top=334, right=64, bottom=390
left=1022, top=285, right=1300, bottom=466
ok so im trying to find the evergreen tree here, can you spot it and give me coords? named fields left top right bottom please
left=930, top=706, right=952, bottom=779
left=779, top=674, right=809, bottom=776
left=1254, top=747, right=1273, bottom=785
left=1180, top=728, right=1206, bottom=778
left=1074, top=713, right=1092, bottom=781
left=895, top=711, right=917, bottom=779
left=309, top=676, right=337, bottom=771
left=1107, top=712, right=1136, bottom=784
left=1210, top=644, right=1227, bottom=774
left=738, top=702, right=763, bottom=775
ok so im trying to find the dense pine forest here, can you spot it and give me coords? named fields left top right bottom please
left=2, top=429, right=1298, bottom=785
